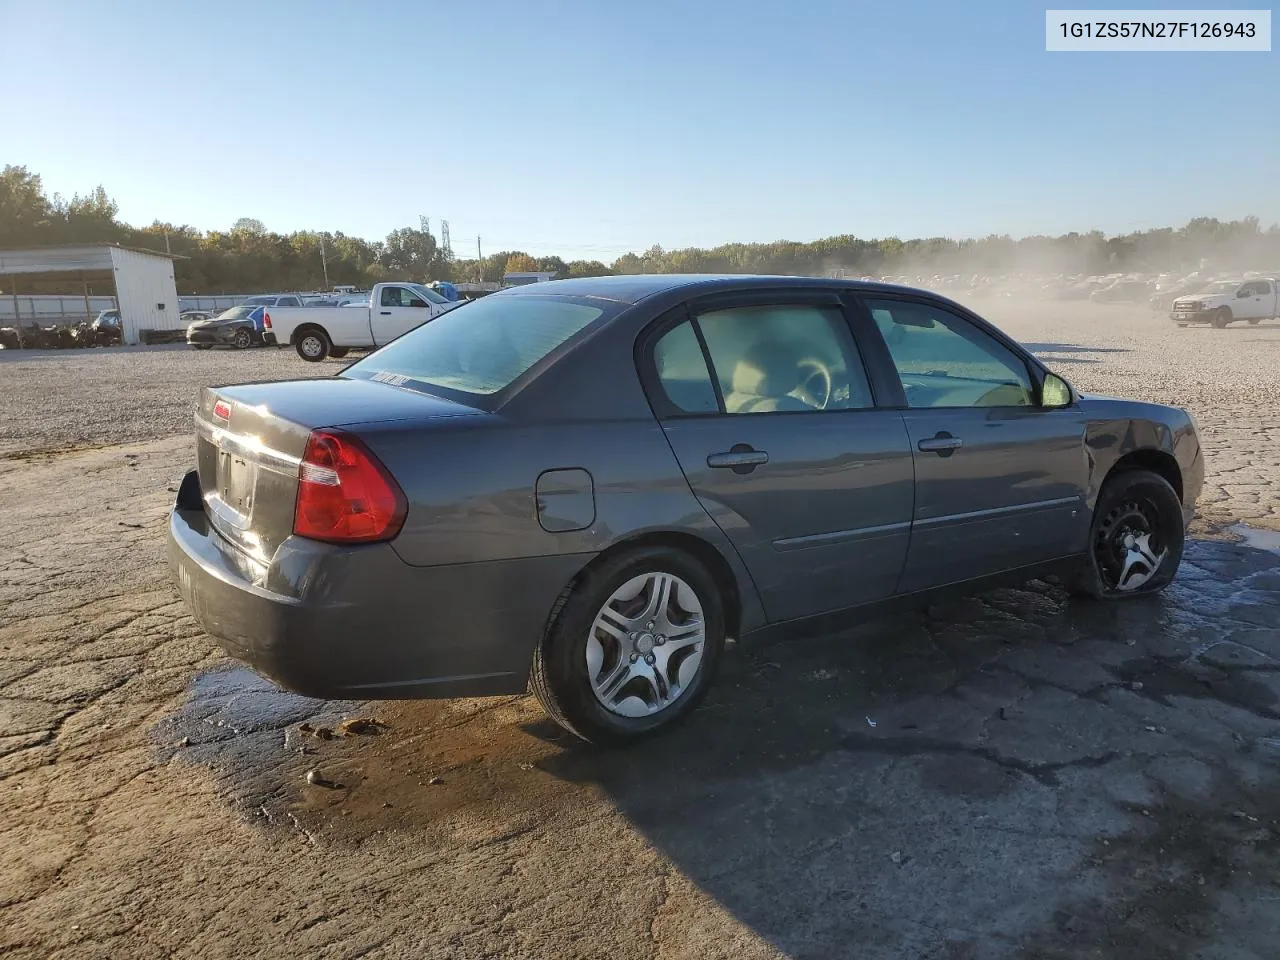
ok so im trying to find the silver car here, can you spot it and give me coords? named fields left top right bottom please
left=169, top=275, right=1204, bottom=743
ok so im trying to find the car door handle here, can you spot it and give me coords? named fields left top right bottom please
left=918, top=433, right=963, bottom=454
left=707, top=449, right=769, bottom=470
left=379, top=310, right=392, bottom=315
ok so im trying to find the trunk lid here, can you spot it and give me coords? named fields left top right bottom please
left=195, top=377, right=481, bottom=562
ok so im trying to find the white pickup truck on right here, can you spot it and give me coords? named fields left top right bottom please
left=1171, top=278, right=1279, bottom=328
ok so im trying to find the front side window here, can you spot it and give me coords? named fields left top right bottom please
left=865, top=298, right=1034, bottom=408
left=344, top=295, right=607, bottom=397
left=381, top=286, right=426, bottom=308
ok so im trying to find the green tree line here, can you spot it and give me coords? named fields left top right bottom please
left=3, top=165, right=1278, bottom=295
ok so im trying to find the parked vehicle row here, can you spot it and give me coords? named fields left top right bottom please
left=169, top=274, right=1203, bottom=745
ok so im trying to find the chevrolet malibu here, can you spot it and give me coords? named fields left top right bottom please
left=169, top=275, right=1203, bottom=743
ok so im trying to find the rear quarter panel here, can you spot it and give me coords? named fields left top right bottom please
left=348, top=302, right=769, bottom=632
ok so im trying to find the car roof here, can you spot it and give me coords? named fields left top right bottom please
left=489, top=273, right=927, bottom=305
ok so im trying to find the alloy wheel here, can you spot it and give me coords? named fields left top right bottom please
left=586, top=572, right=705, bottom=718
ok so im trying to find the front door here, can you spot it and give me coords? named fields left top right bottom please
left=858, top=296, right=1090, bottom=594
left=374, top=284, right=433, bottom=344
left=1237, top=280, right=1272, bottom=321
left=645, top=297, right=916, bottom=623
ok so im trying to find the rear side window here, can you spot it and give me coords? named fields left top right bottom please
left=698, top=304, right=873, bottom=413
left=650, top=304, right=874, bottom=415
left=652, top=322, right=718, bottom=414
left=344, top=295, right=605, bottom=396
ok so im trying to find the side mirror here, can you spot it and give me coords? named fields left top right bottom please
left=1040, top=372, right=1073, bottom=409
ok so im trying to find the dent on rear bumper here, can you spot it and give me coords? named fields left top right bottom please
left=168, top=502, right=593, bottom=699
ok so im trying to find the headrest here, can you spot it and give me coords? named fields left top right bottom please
left=729, top=342, right=803, bottom=398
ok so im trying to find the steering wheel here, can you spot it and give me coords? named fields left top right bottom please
left=793, top=358, right=834, bottom=410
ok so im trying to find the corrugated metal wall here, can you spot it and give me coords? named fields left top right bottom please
left=109, top=247, right=182, bottom=343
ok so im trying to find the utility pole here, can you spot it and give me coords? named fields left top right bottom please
left=440, top=219, right=452, bottom=260
left=319, top=236, right=331, bottom=289
left=476, top=235, right=483, bottom=282
left=164, top=231, right=172, bottom=255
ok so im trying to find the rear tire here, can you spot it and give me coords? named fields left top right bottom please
left=191, top=344, right=213, bottom=350
left=531, top=546, right=725, bottom=744
left=1212, top=307, right=1232, bottom=328
left=1248, top=317, right=1261, bottom=325
left=295, top=329, right=331, bottom=362
left=1070, top=468, right=1184, bottom=600
left=329, top=347, right=349, bottom=359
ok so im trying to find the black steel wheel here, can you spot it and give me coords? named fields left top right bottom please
left=1072, top=468, right=1184, bottom=599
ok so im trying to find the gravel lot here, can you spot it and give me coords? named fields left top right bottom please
left=2, top=299, right=1280, bottom=959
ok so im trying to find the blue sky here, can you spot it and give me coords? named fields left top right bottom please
left=3, top=0, right=1275, bottom=259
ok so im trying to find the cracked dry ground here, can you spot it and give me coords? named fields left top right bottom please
left=3, top=303, right=1280, bottom=960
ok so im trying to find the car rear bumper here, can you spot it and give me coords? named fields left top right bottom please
left=167, top=470, right=590, bottom=699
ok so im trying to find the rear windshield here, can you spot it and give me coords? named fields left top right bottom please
left=344, top=294, right=608, bottom=397
left=216, top=306, right=259, bottom=321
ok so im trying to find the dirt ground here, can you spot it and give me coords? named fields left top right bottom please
left=2, top=301, right=1280, bottom=960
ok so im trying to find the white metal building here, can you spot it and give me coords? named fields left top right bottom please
left=0, top=244, right=183, bottom=345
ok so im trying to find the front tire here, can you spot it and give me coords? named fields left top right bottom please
left=233, top=328, right=252, bottom=350
left=531, top=546, right=725, bottom=744
left=1212, top=307, right=1232, bottom=328
left=1071, top=468, right=1184, bottom=600
left=295, top=330, right=331, bottom=362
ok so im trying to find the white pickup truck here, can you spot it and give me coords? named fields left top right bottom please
left=1170, top=278, right=1279, bottom=328
left=265, top=281, right=463, bottom=361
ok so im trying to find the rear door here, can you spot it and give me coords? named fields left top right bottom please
left=373, top=284, right=432, bottom=344
left=643, top=293, right=915, bottom=624
left=854, top=295, right=1089, bottom=594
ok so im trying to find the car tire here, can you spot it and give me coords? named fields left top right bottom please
left=233, top=328, right=252, bottom=349
left=1211, top=307, right=1232, bottom=328
left=1070, top=468, right=1184, bottom=601
left=329, top=347, right=349, bottom=359
left=295, top=330, right=331, bottom=362
left=1248, top=317, right=1261, bottom=325
left=191, top=344, right=213, bottom=350
left=530, top=546, right=726, bottom=744
left=1176, top=323, right=1187, bottom=328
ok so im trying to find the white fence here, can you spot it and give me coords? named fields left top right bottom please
left=0, top=294, right=260, bottom=325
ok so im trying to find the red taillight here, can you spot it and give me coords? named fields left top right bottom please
left=263, top=311, right=272, bottom=329
left=293, top=430, right=407, bottom=543
left=212, top=399, right=231, bottom=420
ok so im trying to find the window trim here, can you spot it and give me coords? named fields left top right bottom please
left=637, top=291, right=885, bottom=421
left=847, top=292, right=1063, bottom=411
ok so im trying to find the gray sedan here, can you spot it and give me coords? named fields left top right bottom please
left=169, top=275, right=1204, bottom=743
